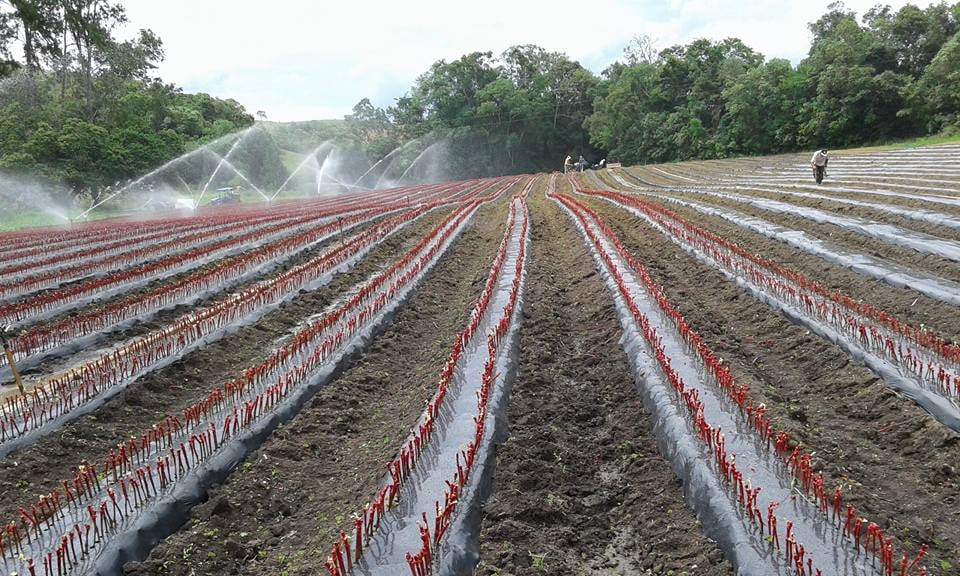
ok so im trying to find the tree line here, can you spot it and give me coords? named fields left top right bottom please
left=350, top=1, right=960, bottom=173
left=0, top=0, right=253, bottom=193
left=588, top=1, right=960, bottom=164
left=2, top=0, right=960, bottom=195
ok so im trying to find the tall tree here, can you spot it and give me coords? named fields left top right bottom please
left=345, top=98, right=397, bottom=161
left=63, top=0, right=125, bottom=114
left=864, top=2, right=959, bottom=77
left=720, top=58, right=804, bottom=154
left=2, top=0, right=62, bottom=70
left=908, top=31, right=960, bottom=131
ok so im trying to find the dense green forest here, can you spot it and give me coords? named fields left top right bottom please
left=0, top=0, right=254, bottom=194
left=1, top=0, right=959, bottom=197
left=370, top=0, right=960, bottom=170
left=587, top=1, right=960, bottom=164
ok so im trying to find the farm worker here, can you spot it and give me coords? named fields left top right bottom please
left=810, top=149, right=829, bottom=184
left=599, top=158, right=606, bottom=169
left=578, top=155, right=586, bottom=172
left=564, top=155, right=573, bottom=173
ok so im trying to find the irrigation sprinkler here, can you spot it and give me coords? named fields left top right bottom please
left=1, top=325, right=25, bottom=395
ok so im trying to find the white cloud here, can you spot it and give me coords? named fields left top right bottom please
left=663, top=0, right=939, bottom=61
left=118, top=0, right=941, bottom=121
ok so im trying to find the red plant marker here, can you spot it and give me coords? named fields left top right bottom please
left=768, top=502, right=780, bottom=550
left=549, top=184, right=940, bottom=576
left=853, top=517, right=863, bottom=550
left=405, top=552, right=417, bottom=576
left=354, top=517, right=363, bottom=562
left=340, top=531, right=352, bottom=571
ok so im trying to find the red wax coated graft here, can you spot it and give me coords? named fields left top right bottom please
left=319, top=181, right=533, bottom=574
left=578, top=185, right=960, bottom=409
left=0, top=180, right=517, bottom=576
left=547, top=182, right=930, bottom=576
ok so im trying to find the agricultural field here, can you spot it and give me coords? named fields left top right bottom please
left=0, top=144, right=957, bottom=576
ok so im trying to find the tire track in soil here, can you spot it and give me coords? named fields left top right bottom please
left=476, top=188, right=733, bottom=576
left=585, top=197, right=960, bottom=573
left=0, top=208, right=454, bottom=522
left=593, top=178, right=960, bottom=344
left=122, top=197, right=512, bottom=576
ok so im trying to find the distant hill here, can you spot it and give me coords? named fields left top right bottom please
left=260, top=120, right=350, bottom=154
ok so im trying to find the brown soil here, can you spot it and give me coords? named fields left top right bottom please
left=14, top=227, right=378, bottom=385
left=19, top=215, right=383, bottom=341
left=619, top=163, right=960, bottom=213
left=813, top=179, right=960, bottom=198
left=122, top=197, right=511, bottom=576
left=702, top=186, right=960, bottom=241
left=592, top=177, right=960, bottom=345
left=0, top=208, right=452, bottom=523
left=659, top=188, right=960, bottom=271
left=584, top=195, right=960, bottom=574
left=5, top=157, right=960, bottom=576
left=476, top=186, right=734, bottom=576
left=632, top=154, right=960, bottom=194
left=4, top=224, right=270, bottom=315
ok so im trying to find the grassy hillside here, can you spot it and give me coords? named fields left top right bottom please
left=261, top=120, right=349, bottom=153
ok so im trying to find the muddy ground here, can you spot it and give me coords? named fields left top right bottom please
left=475, top=187, right=733, bottom=576
left=123, top=197, right=511, bottom=575
left=584, top=195, right=960, bottom=573
left=0, top=208, right=452, bottom=523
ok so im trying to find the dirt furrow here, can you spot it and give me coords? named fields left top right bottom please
left=15, top=218, right=385, bottom=383
left=592, top=182, right=960, bottom=343
left=688, top=186, right=960, bottom=242
left=0, top=208, right=453, bottom=523
left=616, top=164, right=960, bottom=214
left=123, top=197, right=511, bottom=576
left=476, top=186, right=733, bottom=576
left=648, top=190, right=960, bottom=282
left=585, top=195, right=960, bottom=573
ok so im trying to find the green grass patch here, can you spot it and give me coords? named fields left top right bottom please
left=1, top=205, right=149, bottom=232
left=280, top=148, right=307, bottom=174
left=838, top=132, right=960, bottom=154
left=0, top=210, right=68, bottom=231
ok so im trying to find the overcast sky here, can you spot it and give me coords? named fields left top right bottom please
left=119, top=0, right=938, bottom=122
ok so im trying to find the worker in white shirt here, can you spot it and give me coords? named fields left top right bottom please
left=810, top=149, right=829, bottom=184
